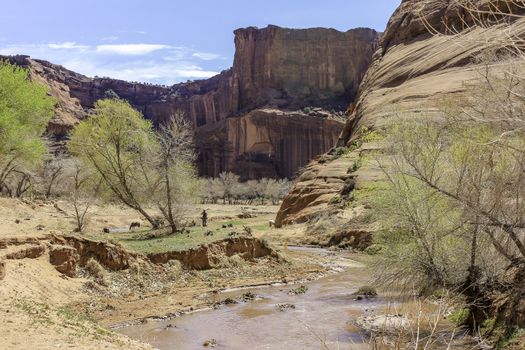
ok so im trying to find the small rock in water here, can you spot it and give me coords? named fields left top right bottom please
left=276, top=303, right=296, bottom=311
left=203, top=339, right=217, bottom=347
left=241, top=292, right=256, bottom=301
left=223, top=297, right=238, bottom=305
left=288, top=285, right=308, bottom=295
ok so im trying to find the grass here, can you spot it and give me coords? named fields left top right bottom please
left=85, top=214, right=273, bottom=254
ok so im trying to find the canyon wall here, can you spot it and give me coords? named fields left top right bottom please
left=195, top=109, right=343, bottom=179
left=4, top=25, right=378, bottom=179
left=276, top=0, right=525, bottom=225
left=231, top=26, right=377, bottom=112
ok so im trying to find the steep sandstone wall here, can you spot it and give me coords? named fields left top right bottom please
left=231, top=26, right=378, bottom=112
left=195, top=109, right=343, bottom=179
left=4, top=25, right=378, bottom=179
left=276, top=0, right=525, bottom=226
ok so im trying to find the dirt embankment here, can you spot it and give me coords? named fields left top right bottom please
left=0, top=234, right=279, bottom=280
left=148, top=237, right=279, bottom=269
left=0, top=232, right=313, bottom=350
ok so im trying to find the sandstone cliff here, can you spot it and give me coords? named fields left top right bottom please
left=195, top=109, right=343, bottom=179
left=276, top=0, right=525, bottom=226
left=4, top=25, right=378, bottom=179
left=231, top=26, right=377, bottom=112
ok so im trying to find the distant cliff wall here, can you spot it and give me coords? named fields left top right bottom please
left=3, top=25, right=378, bottom=179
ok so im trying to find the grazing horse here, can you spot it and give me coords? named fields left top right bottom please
left=129, top=221, right=141, bottom=231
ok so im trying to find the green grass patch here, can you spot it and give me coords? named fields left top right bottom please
left=86, top=216, right=270, bottom=253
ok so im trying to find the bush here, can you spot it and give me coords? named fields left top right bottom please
left=354, top=285, right=378, bottom=297
left=449, top=308, right=470, bottom=326
left=364, top=244, right=385, bottom=255
left=84, top=258, right=106, bottom=284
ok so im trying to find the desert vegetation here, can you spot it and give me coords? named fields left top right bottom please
left=0, top=74, right=290, bottom=235
left=354, top=5, right=525, bottom=346
left=0, top=60, right=55, bottom=197
left=200, top=172, right=291, bottom=205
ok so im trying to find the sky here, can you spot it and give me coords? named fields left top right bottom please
left=0, top=1, right=401, bottom=85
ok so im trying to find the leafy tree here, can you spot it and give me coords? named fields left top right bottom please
left=68, top=99, right=160, bottom=227
left=0, top=60, right=55, bottom=196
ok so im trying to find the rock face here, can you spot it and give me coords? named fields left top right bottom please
left=196, top=109, right=343, bottom=179
left=230, top=26, right=377, bottom=112
left=4, top=25, right=378, bottom=179
left=276, top=0, right=525, bottom=226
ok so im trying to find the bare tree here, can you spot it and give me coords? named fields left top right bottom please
left=218, top=172, right=240, bottom=204
left=150, top=112, right=197, bottom=233
left=66, top=160, right=101, bottom=233
left=37, top=155, right=67, bottom=198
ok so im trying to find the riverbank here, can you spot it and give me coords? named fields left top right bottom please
left=0, top=198, right=333, bottom=349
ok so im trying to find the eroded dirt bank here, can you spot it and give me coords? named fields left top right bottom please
left=0, top=220, right=328, bottom=349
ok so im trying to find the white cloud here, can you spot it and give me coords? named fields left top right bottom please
left=136, top=31, right=147, bottom=35
left=100, top=36, right=119, bottom=42
left=192, top=52, right=225, bottom=61
left=47, top=42, right=88, bottom=50
left=76, top=61, right=219, bottom=83
left=0, top=41, right=224, bottom=84
left=96, top=44, right=170, bottom=55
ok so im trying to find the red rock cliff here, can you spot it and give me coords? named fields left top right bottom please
left=276, top=0, right=525, bottom=225
left=4, top=25, right=378, bottom=179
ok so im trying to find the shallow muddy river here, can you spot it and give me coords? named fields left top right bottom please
left=116, top=248, right=461, bottom=349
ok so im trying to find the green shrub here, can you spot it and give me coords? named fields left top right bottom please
left=354, top=285, right=378, bottom=297
left=449, top=308, right=470, bottom=325
left=364, top=244, right=385, bottom=255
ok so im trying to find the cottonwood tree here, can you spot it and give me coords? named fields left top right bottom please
left=361, top=0, right=524, bottom=298
left=0, top=60, right=55, bottom=196
left=68, top=99, right=160, bottom=228
left=200, top=175, right=291, bottom=205
left=218, top=171, right=240, bottom=204
left=370, top=49, right=525, bottom=331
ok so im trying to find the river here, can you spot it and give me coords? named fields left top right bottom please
left=117, top=247, right=468, bottom=349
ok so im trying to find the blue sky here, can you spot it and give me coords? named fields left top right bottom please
left=0, top=1, right=400, bottom=85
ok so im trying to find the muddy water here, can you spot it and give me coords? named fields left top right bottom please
left=116, top=248, right=446, bottom=349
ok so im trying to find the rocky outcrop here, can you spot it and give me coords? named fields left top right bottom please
left=231, top=26, right=377, bottom=112
left=196, top=109, right=343, bottom=179
left=276, top=0, right=525, bottom=226
left=3, top=25, right=377, bottom=178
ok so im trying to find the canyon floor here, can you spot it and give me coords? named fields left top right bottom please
left=0, top=198, right=341, bottom=349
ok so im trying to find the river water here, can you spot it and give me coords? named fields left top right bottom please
left=117, top=248, right=464, bottom=349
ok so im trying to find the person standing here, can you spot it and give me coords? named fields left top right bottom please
left=201, top=209, right=208, bottom=227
